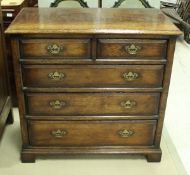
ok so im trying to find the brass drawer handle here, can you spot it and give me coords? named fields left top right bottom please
left=125, top=44, right=141, bottom=55
left=117, top=129, right=135, bottom=138
left=49, top=100, right=66, bottom=109
left=51, top=129, right=68, bottom=138
left=46, top=43, right=63, bottom=55
left=48, top=71, right=65, bottom=81
left=121, top=100, right=136, bottom=109
left=123, top=72, right=139, bottom=81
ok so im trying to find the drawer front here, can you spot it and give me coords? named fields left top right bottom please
left=97, top=39, right=167, bottom=59
left=28, top=120, right=156, bottom=146
left=20, top=39, right=91, bottom=58
left=22, top=65, right=164, bottom=88
left=26, top=93, right=160, bottom=116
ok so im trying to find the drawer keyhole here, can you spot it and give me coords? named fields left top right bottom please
left=123, top=72, right=139, bottom=81
left=117, top=129, right=135, bottom=138
left=125, top=44, right=141, bottom=55
left=48, top=71, right=65, bottom=81
left=51, top=129, right=68, bottom=138
left=49, top=100, right=66, bottom=109
left=46, top=43, right=64, bottom=55
left=121, top=100, right=136, bottom=109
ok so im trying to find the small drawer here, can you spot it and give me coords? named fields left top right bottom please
left=20, top=39, right=91, bottom=59
left=22, top=65, right=164, bottom=88
left=97, top=39, right=167, bottom=59
left=28, top=120, right=156, bottom=146
left=26, top=93, right=160, bottom=116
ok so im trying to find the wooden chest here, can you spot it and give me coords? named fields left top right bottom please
left=0, top=4, right=13, bottom=139
left=1, top=0, right=37, bottom=106
left=1, top=0, right=28, bottom=106
left=6, top=8, right=181, bottom=163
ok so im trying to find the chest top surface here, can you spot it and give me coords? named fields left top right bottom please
left=6, top=8, right=181, bottom=35
left=1, top=0, right=25, bottom=6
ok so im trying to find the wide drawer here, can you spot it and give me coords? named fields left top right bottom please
left=28, top=120, right=156, bottom=146
left=26, top=93, right=160, bottom=116
left=20, top=39, right=91, bottom=59
left=97, top=39, right=167, bottom=59
left=22, top=65, right=164, bottom=88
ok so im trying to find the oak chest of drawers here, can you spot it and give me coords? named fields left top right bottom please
left=6, top=8, right=181, bottom=163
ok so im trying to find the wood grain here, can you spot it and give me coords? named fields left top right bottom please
left=22, top=65, right=164, bottom=88
left=98, top=39, right=167, bottom=59
left=26, top=92, right=160, bottom=116
left=20, top=39, right=91, bottom=58
left=5, top=8, right=181, bottom=35
left=28, top=120, right=156, bottom=146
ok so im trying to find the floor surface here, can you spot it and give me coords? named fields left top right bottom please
left=165, top=36, right=190, bottom=175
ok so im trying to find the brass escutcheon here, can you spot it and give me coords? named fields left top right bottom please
left=51, top=129, right=68, bottom=138
left=121, top=100, right=136, bottom=109
left=48, top=71, right=65, bottom=81
left=123, top=72, right=139, bottom=81
left=49, top=100, right=66, bottom=109
left=46, top=43, right=63, bottom=55
left=117, top=129, right=135, bottom=138
left=125, top=44, right=141, bottom=55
